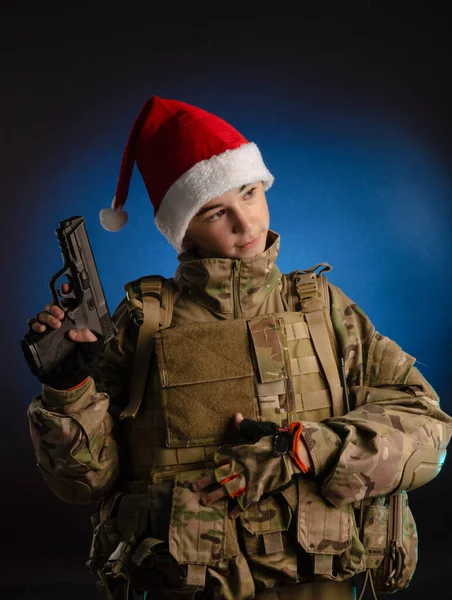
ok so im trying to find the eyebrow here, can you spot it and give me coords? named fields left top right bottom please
left=195, top=184, right=251, bottom=217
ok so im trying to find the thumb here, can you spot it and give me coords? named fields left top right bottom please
left=234, top=412, right=244, bottom=430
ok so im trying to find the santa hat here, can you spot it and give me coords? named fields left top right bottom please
left=99, top=95, right=274, bottom=251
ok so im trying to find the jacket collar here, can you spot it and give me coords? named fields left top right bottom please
left=174, top=230, right=282, bottom=315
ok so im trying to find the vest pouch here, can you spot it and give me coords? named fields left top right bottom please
left=296, top=478, right=365, bottom=582
left=168, top=469, right=255, bottom=599
left=92, top=493, right=152, bottom=582
left=239, top=492, right=299, bottom=589
left=154, top=321, right=258, bottom=448
left=372, top=491, right=418, bottom=593
left=116, top=493, right=150, bottom=542
left=86, top=492, right=125, bottom=573
left=147, top=480, right=174, bottom=544
left=361, top=496, right=388, bottom=570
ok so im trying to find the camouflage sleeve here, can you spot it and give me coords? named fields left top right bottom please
left=299, top=283, right=452, bottom=507
left=27, top=297, right=136, bottom=504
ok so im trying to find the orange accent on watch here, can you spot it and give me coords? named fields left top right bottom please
left=288, top=421, right=309, bottom=474
left=65, top=376, right=90, bottom=391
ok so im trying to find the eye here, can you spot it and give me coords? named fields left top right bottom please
left=207, top=209, right=225, bottom=222
left=243, top=187, right=257, bottom=199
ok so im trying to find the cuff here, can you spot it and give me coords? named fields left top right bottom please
left=299, top=421, right=342, bottom=477
left=42, top=376, right=94, bottom=411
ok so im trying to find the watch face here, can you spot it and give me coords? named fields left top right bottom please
left=272, top=431, right=292, bottom=457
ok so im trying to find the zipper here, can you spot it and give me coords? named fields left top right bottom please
left=393, top=493, right=403, bottom=544
left=384, top=493, right=405, bottom=591
left=231, top=260, right=241, bottom=319
left=393, top=493, right=405, bottom=583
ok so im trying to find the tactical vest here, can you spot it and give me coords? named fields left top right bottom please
left=88, top=265, right=417, bottom=600
left=122, top=264, right=344, bottom=482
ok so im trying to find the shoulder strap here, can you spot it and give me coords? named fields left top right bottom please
left=119, top=275, right=176, bottom=420
left=290, top=263, right=346, bottom=417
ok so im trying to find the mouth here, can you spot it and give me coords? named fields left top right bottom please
left=238, top=234, right=260, bottom=250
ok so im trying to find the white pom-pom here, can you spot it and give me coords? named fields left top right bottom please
left=99, top=207, right=128, bottom=232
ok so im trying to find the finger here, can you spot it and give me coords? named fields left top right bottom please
left=200, top=485, right=228, bottom=506
left=44, top=303, right=65, bottom=320
left=36, top=310, right=62, bottom=329
left=67, top=328, right=98, bottom=343
left=61, top=282, right=71, bottom=292
left=31, top=321, right=46, bottom=333
left=191, top=473, right=217, bottom=492
left=235, top=412, right=244, bottom=430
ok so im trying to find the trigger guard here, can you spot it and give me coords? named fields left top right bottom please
left=55, top=276, right=77, bottom=308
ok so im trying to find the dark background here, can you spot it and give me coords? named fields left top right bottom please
left=1, top=3, right=451, bottom=598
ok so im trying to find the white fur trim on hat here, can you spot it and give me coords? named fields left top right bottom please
left=154, top=142, right=274, bottom=252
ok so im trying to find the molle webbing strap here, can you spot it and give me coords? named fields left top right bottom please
left=292, top=265, right=345, bottom=417
left=305, top=310, right=344, bottom=417
left=120, top=276, right=174, bottom=420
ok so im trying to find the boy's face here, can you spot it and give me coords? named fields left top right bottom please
left=184, top=181, right=270, bottom=259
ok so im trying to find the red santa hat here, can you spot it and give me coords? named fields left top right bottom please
left=99, top=95, right=274, bottom=251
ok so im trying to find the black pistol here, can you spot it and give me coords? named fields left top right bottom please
left=21, top=216, right=118, bottom=379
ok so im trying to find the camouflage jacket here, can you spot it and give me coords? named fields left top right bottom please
left=28, top=230, right=452, bottom=508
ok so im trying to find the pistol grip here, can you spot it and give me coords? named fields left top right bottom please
left=21, top=315, right=78, bottom=378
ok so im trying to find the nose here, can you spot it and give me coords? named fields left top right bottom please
left=232, top=207, right=252, bottom=234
